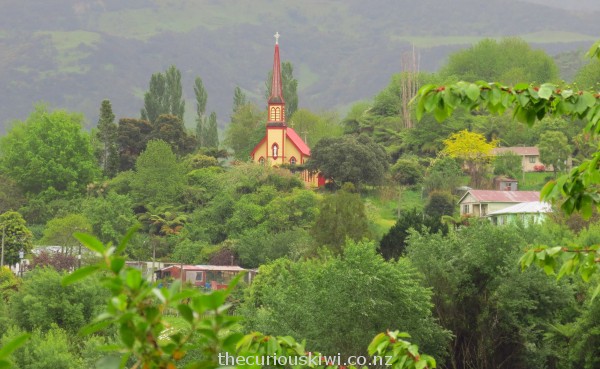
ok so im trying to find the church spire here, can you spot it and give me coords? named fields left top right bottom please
left=267, top=32, right=285, bottom=125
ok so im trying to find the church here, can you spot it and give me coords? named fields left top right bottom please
left=250, top=33, right=324, bottom=187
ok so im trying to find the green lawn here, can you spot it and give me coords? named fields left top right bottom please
left=364, top=187, right=425, bottom=239
left=520, top=171, right=553, bottom=191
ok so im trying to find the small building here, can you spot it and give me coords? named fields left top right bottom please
left=458, top=189, right=541, bottom=217
left=155, top=265, right=256, bottom=290
left=491, top=147, right=548, bottom=172
left=493, top=176, right=518, bottom=191
left=487, top=201, right=552, bottom=226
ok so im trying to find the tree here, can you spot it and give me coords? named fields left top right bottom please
left=224, top=103, right=265, bottom=160
left=241, top=240, right=451, bottom=361
left=442, top=130, right=497, bottom=188
left=117, top=118, right=154, bottom=171
left=538, top=131, right=571, bottom=178
left=265, top=61, right=298, bottom=119
left=440, top=37, right=559, bottom=84
left=493, top=151, right=522, bottom=179
left=194, top=77, right=208, bottom=147
left=307, top=135, right=389, bottom=188
left=0, top=211, right=33, bottom=267
left=151, top=114, right=196, bottom=156
left=95, top=99, right=119, bottom=178
left=82, top=191, right=136, bottom=246
left=131, top=140, right=186, bottom=207
left=312, top=184, right=370, bottom=251
left=574, top=59, right=600, bottom=90
left=232, top=86, right=247, bottom=115
left=39, top=214, right=92, bottom=255
left=423, top=156, right=464, bottom=194
left=288, top=109, right=343, bottom=146
left=391, top=156, right=424, bottom=186
left=140, top=65, right=185, bottom=123
left=0, top=106, right=99, bottom=197
left=204, top=111, right=219, bottom=148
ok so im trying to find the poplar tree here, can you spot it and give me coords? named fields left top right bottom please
left=265, top=61, right=298, bottom=119
left=96, top=99, right=119, bottom=177
left=194, top=77, right=208, bottom=147
left=232, top=86, right=247, bottom=115
left=205, top=111, right=219, bottom=148
left=141, top=65, right=185, bottom=124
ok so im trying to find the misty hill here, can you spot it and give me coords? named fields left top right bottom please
left=0, top=0, right=599, bottom=131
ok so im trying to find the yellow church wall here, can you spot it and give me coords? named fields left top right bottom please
left=267, top=128, right=285, bottom=165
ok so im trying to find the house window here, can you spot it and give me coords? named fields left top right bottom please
left=462, top=204, right=470, bottom=214
left=505, top=182, right=512, bottom=191
left=528, top=156, right=536, bottom=163
left=481, top=204, right=488, bottom=216
left=290, top=156, right=296, bottom=165
left=272, top=144, right=279, bottom=159
left=258, top=157, right=265, bottom=165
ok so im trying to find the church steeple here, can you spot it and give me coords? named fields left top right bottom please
left=268, top=32, right=285, bottom=125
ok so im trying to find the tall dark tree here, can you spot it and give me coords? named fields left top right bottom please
left=152, top=114, right=196, bottom=156
left=205, top=112, right=219, bottom=148
left=117, top=118, right=154, bottom=171
left=95, top=99, right=119, bottom=177
left=194, top=77, right=208, bottom=147
left=0, top=211, right=33, bottom=267
left=141, top=65, right=185, bottom=124
left=265, top=61, right=298, bottom=119
left=232, top=86, right=247, bottom=115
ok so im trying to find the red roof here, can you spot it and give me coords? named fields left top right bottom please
left=461, top=190, right=540, bottom=203
left=286, top=127, right=310, bottom=156
left=491, top=147, right=539, bottom=156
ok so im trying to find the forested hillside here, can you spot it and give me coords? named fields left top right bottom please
left=0, top=0, right=599, bottom=130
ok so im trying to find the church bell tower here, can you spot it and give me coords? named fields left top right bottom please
left=267, top=32, right=286, bottom=127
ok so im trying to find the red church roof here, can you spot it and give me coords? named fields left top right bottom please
left=286, top=127, right=310, bottom=156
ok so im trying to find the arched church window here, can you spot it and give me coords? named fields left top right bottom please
left=290, top=156, right=296, bottom=165
left=259, top=157, right=265, bottom=165
left=270, top=106, right=281, bottom=121
left=272, top=143, right=279, bottom=159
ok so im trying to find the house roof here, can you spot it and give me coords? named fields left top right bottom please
left=286, top=127, right=311, bottom=156
left=157, top=265, right=249, bottom=272
left=459, top=190, right=541, bottom=204
left=491, top=146, right=539, bottom=156
left=487, top=201, right=552, bottom=216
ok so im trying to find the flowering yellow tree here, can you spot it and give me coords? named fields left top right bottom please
left=441, top=130, right=498, bottom=188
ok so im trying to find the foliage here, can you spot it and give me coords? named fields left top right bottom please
left=9, top=267, right=107, bottom=334
left=391, top=156, right=424, bottom=186
left=141, top=65, right=185, bottom=124
left=95, top=99, right=119, bottom=178
left=130, top=140, right=186, bottom=207
left=29, top=251, right=79, bottom=272
left=225, top=103, right=265, bottom=160
left=573, top=59, right=600, bottom=91
left=0, top=212, right=32, bottom=267
left=0, top=106, right=99, bottom=197
left=116, top=118, right=154, bottom=172
left=407, top=222, right=577, bottom=369
left=0, top=176, right=25, bottom=215
left=151, top=114, right=197, bottom=156
left=493, top=151, right=522, bottom=179
left=205, top=112, right=219, bottom=148
left=266, top=61, right=298, bottom=119
left=241, top=239, right=450, bottom=361
left=308, top=135, right=389, bottom=188
left=82, top=191, right=137, bottom=246
left=423, top=191, right=455, bottom=221
left=194, top=76, right=208, bottom=147
left=39, top=214, right=92, bottom=252
left=232, top=86, right=247, bottom=115
left=423, top=156, right=464, bottom=194
left=288, top=109, right=343, bottom=146
left=441, top=130, right=497, bottom=188
left=0, top=266, right=19, bottom=301
left=171, top=239, right=210, bottom=265
left=440, top=37, right=559, bottom=84
left=1, top=325, right=83, bottom=369
left=236, top=227, right=313, bottom=268
left=185, top=154, right=219, bottom=170
left=538, top=130, right=572, bottom=178
left=312, top=184, right=370, bottom=252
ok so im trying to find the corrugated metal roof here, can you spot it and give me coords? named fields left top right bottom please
left=286, top=127, right=311, bottom=156
left=157, top=265, right=248, bottom=272
left=487, top=201, right=553, bottom=216
left=460, top=190, right=541, bottom=203
left=491, top=147, right=539, bottom=156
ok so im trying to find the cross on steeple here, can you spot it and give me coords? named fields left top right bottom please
left=274, top=31, right=280, bottom=44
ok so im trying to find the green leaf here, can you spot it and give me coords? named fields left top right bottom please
left=591, top=283, right=600, bottom=301
left=466, top=84, right=480, bottom=101
left=368, top=333, right=387, bottom=355
left=95, top=355, right=123, bottom=369
left=0, top=333, right=30, bottom=358
left=177, top=304, right=194, bottom=323
left=119, top=323, right=135, bottom=348
left=538, top=84, right=554, bottom=100
left=62, top=265, right=99, bottom=286
left=116, top=225, right=140, bottom=254
left=125, top=269, right=142, bottom=290
left=540, top=180, right=556, bottom=201
left=73, top=233, right=106, bottom=254
left=110, top=257, right=126, bottom=274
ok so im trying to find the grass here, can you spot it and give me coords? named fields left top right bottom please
left=364, top=187, right=425, bottom=239
left=520, top=171, right=553, bottom=191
